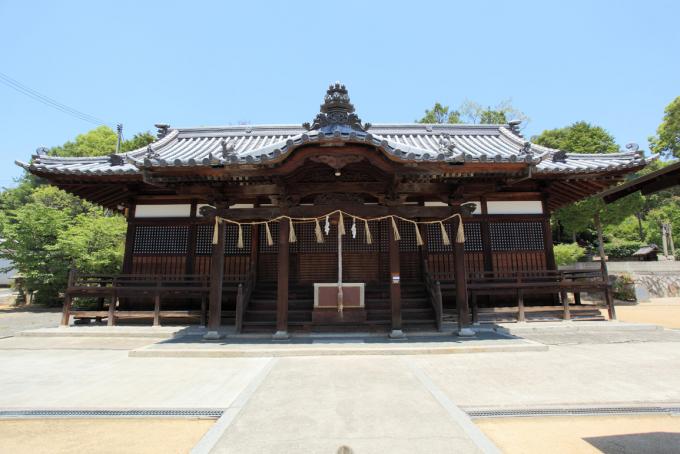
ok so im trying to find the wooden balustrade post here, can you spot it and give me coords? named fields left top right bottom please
left=471, top=293, right=478, bottom=324
left=153, top=281, right=161, bottom=327
left=107, top=277, right=117, bottom=327
left=517, top=275, right=525, bottom=322
left=602, top=260, right=616, bottom=320
left=235, top=283, right=244, bottom=334
left=562, top=290, right=571, bottom=321
left=435, top=281, right=444, bottom=331
left=60, top=268, right=75, bottom=326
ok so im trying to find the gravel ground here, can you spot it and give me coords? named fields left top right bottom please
left=0, top=299, right=62, bottom=339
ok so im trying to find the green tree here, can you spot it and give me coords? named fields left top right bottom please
left=121, top=132, right=155, bottom=152
left=0, top=186, right=96, bottom=304
left=418, top=102, right=461, bottom=124
left=460, top=99, right=528, bottom=125
left=50, top=126, right=154, bottom=157
left=53, top=212, right=126, bottom=275
left=531, top=121, right=619, bottom=154
left=649, top=96, right=680, bottom=158
left=0, top=126, right=153, bottom=305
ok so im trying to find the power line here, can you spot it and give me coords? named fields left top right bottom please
left=0, top=71, right=113, bottom=127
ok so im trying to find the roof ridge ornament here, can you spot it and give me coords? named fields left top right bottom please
left=303, top=82, right=371, bottom=132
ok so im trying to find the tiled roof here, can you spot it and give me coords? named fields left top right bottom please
left=16, top=83, right=648, bottom=177
left=17, top=123, right=647, bottom=177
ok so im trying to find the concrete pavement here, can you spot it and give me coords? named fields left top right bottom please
left=3, top=313, right=680, bottom=453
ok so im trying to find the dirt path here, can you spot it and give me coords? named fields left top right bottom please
left=612, top=298, right=680, bottom=329
left=477, top=415, right=680, bottom=454
left=0, top=419, right=214, bottom=454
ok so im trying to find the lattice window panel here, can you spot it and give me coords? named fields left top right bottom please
left=342, top=219, right=382, bottom=252
left=195, top=225, right=214, bottom=255
left=396, top=218, right=419, bottom=252
left=195, top=224, right=251, bottom=256
left=259, top=222, right=280, bottom=253
left=133, top=225, right=189, bottom=255
left=463, top=222, right=483, bottom=252
left=426, top=222, right=482, bottom=252
left=490, top=221, right=544, bottom=251
left=298, top=221, right=337, bottom=253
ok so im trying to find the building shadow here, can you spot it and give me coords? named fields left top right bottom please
left=584, top=432, right=680, bottom=454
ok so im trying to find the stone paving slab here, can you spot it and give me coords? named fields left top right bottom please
left=493, top=320, right=663, bottom=334
left=129, top=333, right=547, bottom=358
left=20, top=326, right=189, bottom=338
left=519, top=328, right=680, bottom=345
left=0, top=336, right=159, bottom=351
left=208, top=356, right=488, bottom=454
left=410, top=340, right=680, bottom=408
left=0, top=349, right=270, bottom=409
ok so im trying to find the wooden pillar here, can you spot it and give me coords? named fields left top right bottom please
left=204, top=219, right=226, bottom=339
left=542, top=199, right=556, bottom=270
left=122, top=203, right=136, bottom=274
left=274, top=220, right=290, bottom=339
left=388, top=220, right=405, bottom=339
left=454, top=216, right=473, bottom=335
left=479, top=198, right=493, bottom=272
left=250, top=224, right=259, bottom=279
left=185, top=200, right=198, bottom=275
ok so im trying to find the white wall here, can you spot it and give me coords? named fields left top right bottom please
left=487, top=200, right=543, bottom=215
left=135, top=204, right=192, bottom=218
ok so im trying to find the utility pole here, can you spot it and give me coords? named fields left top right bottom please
left=115, top=123, right=123, bottom=154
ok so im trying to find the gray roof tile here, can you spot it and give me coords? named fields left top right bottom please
left=17, top=123, right=646, bottom=177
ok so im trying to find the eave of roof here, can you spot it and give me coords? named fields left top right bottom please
left=599, top=158, right=679, bottom=203
left=18, top=122, right=648, bottom=178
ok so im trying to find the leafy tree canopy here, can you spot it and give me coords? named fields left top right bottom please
left=0, top=126, right=153, bottom=305
left=49, top=126, right=154, bottom=157
left=531, top=121, right=619, bottom=154
left=649, top=96, right=680, bottom=158
left=418, top=99, right=527, bottom=125
left=418, top=102, right=461, bottom=124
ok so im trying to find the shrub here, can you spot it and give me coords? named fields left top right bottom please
left=612, top=272, right=636, bottom=301
left=603, top=240, right=644, bottom=258
left=553, top=243, right=586, bottom=266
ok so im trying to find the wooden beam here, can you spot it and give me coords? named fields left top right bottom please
left=211, top=204, right=456, bottom=221
left=275, top=218, right=290, bottom=339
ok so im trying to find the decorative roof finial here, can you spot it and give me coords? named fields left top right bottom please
left=154, top=124, right=170, bottom=139
left=146, top=144, right=159, bottom=160
left=303, top=82, right=371, bottom=132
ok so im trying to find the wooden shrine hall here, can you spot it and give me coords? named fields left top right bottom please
left=18, top=82, right=649, bottom=338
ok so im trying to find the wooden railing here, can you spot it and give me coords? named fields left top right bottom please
left=468, top=265, right=614, bottom=322
left=423, top=260, right=444, bottom=331
left=63, top=270, right=210, bottom=326
left=234, top=269, right=256, bottom=334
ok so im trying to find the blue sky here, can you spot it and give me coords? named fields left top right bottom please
left=1, top=0, right=678, bottom=187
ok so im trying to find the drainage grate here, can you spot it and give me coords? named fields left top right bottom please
left=0, top=408, right=224, bottom=419
left=466, top=406, right=680, bottom=419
